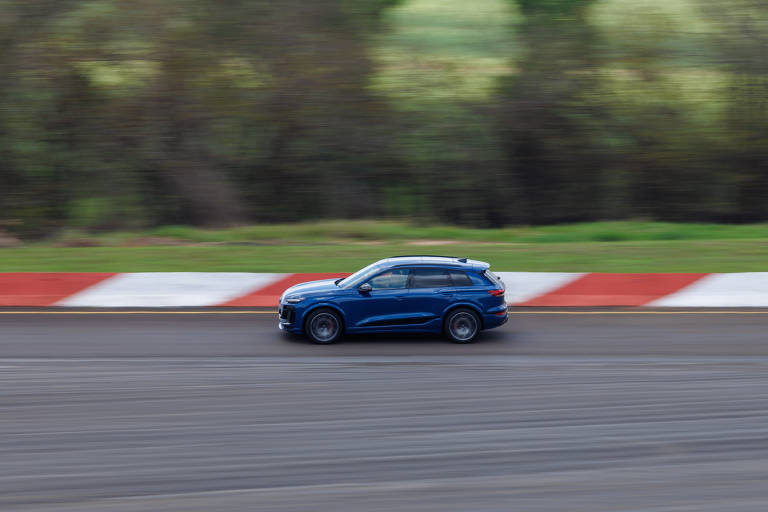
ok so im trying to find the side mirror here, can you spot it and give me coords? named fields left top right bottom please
left=358, top=283, right=372, bottom=293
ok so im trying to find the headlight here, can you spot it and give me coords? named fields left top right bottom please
left=285, top=296, right=305, bottom=304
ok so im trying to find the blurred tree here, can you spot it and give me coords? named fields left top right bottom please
left=592, top=1, right=732, bottom=223
left=0, top=0, right=403, bottom=235
left=3, top=0, right=768, bottom=236
left=699, top=0, right=768, bottom=221
left=497, top=0, right=605, bottom=224
left=241, top=0, right=404, bottom=221
left=0, top=0, right=81, bottom=235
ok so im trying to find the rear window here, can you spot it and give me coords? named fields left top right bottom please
left=448, top=270, right=473, bottom=287
left=467, top=272, right=490, bottom=286
left=409, top=269, right=452, bottom=288
left=484, top=270, right=504, bottom=287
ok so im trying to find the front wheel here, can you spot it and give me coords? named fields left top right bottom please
left=305, top=308, right=343, bottom=344
left=443, top=308, right=480, bottom=343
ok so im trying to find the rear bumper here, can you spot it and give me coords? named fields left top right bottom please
left=482, top=309, right=508, bottom=329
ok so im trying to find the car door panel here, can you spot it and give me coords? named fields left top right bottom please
left=338, top=269, right=413, bottom=329
left=399, top=268, right=455, bottom=327
left=351, top=289, right=410, bottom=327
left=405, top=287, right=452, bottom=321
left=358, top=309, right=434, bottom=327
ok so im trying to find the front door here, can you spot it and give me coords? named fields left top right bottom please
left=339, top=269, right=411, bottom=328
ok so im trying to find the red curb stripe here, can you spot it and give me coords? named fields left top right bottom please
left=0, top=273, right=117, bottom=306
left=518, top=273, right=710, bottom=307
left=221, top=273, right=351, bottom=307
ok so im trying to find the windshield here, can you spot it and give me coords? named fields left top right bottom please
left=338, top=262, right=383, bottom=288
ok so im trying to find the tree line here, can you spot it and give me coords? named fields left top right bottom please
left=1, top=0, right=766, bottom=237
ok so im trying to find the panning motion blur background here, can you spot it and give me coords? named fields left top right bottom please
left=4, top=3, right=768, bottom=512
left=1, top=0, right=768, bottom=241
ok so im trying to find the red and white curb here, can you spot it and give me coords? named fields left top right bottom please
left=0, top=272, right=767, bottom=307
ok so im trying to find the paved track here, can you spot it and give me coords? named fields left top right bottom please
left=2, top=310, right=768, bottom=511
left=2, top=308, right=768, bottom=357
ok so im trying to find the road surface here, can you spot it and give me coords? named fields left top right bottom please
left=2, top=309, right=768, bottom=511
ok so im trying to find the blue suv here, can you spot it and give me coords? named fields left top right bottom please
left=278, top=256, right=507, bottom=344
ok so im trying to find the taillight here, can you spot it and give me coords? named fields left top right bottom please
left=487, top=289, right=504, bottom=296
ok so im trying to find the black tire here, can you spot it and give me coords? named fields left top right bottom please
left=443, top=308, right=480, bottom=343
left=305, top=308, right=343, bottom=344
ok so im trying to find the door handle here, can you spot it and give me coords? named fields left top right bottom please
left=395, top=295, right=406, bottom=301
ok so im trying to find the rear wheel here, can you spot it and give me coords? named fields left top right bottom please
left=443, top=308, right=480, bottom=343
left=305, top=308, right=343, bottom=344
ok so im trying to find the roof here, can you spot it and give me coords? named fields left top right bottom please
left=378, top=255, right=490, bottom=272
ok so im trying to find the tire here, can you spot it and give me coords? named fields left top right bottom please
left=305, top=308, right=343, bottom=344
left=443, top=308, right=480, bottom=343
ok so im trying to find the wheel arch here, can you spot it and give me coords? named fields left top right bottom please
left=302, top=302, right=347, bottom=333
left=442, top=302, right=484, bottom=329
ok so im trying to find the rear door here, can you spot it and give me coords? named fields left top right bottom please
left=402, top=268, right=456, bottom=325
left=450, top=269, right=497, bottom=310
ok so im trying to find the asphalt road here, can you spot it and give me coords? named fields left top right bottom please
left=2, top=308, right=768, bottom=357
left=2, top=310, right=768, bottom=511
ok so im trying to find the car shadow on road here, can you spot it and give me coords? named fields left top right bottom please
left=280, top=329, right=510, bottom=347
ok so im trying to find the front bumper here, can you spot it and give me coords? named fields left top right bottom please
left=278, top=304, right=295, bottom=325
left=278, top=304, right=303, bottom=333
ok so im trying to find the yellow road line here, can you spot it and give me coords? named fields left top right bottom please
left=0, top=310, right=767, bottom=315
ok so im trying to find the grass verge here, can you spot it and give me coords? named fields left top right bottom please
left=40, top=220, right=768, bottom=245
left=2, top=221, right=767, bottom=272
left=2, top=239, right=768, bottom=272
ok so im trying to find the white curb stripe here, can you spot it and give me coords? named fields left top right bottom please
left=649, top=273, right=768, bottom=307
left=37, top=271, right=768, bottom=308
left=495, top=272, right=585, bottom=305
left=56, top=273, right=287, bottom=307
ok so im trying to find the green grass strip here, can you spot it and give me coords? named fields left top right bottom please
left=2, top=240, right=768, bottom=273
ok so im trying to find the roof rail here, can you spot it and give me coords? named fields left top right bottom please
left=388, top=255, right=459, bottom=259
left=388, top=255, right=469, bottom=263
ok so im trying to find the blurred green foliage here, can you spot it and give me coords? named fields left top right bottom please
left=1, top=0, right=768, bottom=238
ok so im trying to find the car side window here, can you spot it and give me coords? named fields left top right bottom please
left=467, top=272, right=489, bottom=286
left=449, top=270, right=473, bottom=287
left=409, top=269, right=452, bottom=288
left=367, top=269, right=410, bottom=290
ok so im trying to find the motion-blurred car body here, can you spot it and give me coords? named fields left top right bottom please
left=278, top=256, right=507, bottom=343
